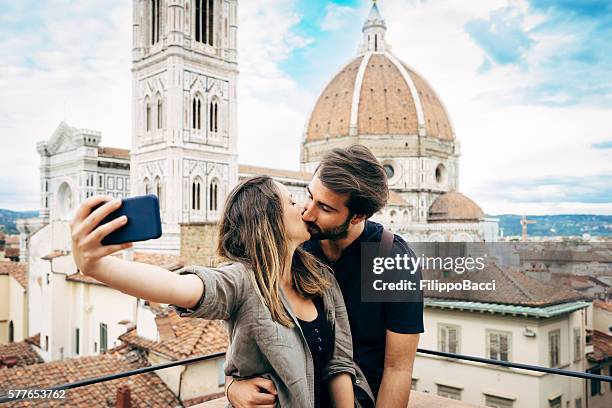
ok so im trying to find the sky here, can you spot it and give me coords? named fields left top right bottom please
left=0, top=0, right=610, bottom=215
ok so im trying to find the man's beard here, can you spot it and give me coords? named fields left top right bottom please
left=306, top=214, right=352, bottom=241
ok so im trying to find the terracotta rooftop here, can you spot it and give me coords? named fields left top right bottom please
left=98, top=146, right=130, bottom=159
left=0, top=262, right=27, bottom=289
left=5, top=236, right=19, bottom=245
left=518, top=248, right=611, bottom=263
left=3, top=247, right=19, bottom=258
left=119, top=310, right=228, bottom=361
left=594, top=300, right=612, bottom=313
left=562, top=276, right=595, bottom=291
left=588, top=330, right=612, bottom=362
left=120, top=251, right=186, bottom=271
left=41, top=250, right=68, bottom=260
left=0, top=340, right=43, bottom=368
left=25, top=333, right=41, bottom=348
left=428, top=191, right=485, bottom=223
left=423, top=263, right=586, bottom=307
left=0, top=346, right=180, bottom=407
left=239, top=164, right=311, bottom=182
left=67, top=252, right=184, bottom=287
left=0, top=347, right=180, bottom=408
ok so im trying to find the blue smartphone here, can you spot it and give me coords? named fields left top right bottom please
left=92, top=194, right=162, bottom=245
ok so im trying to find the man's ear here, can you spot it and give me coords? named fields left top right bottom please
left=350, top=214, right=367, bottom=224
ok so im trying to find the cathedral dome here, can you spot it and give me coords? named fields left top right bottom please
left=305, top=54, right=454, bottom=142
left=304, top=3, right=454, bottom=143
left=428, top=191, right=485, bottom=223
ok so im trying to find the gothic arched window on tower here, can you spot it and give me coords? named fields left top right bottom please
left=144, top=178, right=150, bottom=195
left=151, top=0, right=161, bottom=45
left=192, top=95, right=203, bottom=130
left=209, top=179, right=218, bottom=212
left=156, top=95, right=163, bottom=129
left=146, top=100, right=152, bottom=132
left=209, top=98, right=219, bottom=133
left=195, top=0, right=214, bottom=46
left=192, top=177, right=202, bottom=211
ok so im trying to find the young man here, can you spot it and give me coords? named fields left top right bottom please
left=227, top=145, right=424, bottom=408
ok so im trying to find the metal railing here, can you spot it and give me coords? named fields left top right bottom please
left=1, top=348, right=611, bottom=403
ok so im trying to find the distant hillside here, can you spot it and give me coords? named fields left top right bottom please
left=491, top=214, right=612, bottom=237
left=0, top=209, right=39, bottom=234
left=1, top=210, right=610, bottom=237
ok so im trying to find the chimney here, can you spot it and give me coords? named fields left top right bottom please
left=2, top=356, right=18, bottom=368
left=115, top=384, right=132, bottom=408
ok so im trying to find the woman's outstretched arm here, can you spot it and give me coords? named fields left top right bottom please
left=70, top=195, right=203, bottom=309
left=84, top=255, right=203, bottom=309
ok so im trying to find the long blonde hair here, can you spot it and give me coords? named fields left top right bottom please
left=217, top=176, right=330, bottom=327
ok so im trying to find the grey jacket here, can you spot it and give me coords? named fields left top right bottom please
left=169, top=262, right=375, bottom=407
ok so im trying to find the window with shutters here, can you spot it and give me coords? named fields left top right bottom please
left=573, top=327, right=581, bottom=362
left=549, top=329, right=560, bottom=367
left=485, top=395, right=514, bottom=408
left=437, top=384, right=462, bottom=400
left=75, top=328, right=80, bottom=355
left=100, top=323, right=108, bottom=353
left=438, top=324, right=460, bottom=354
left=487, top=330, right=511, bottom=362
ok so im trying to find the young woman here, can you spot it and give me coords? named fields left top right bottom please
left=70, top=176, right=374, bottom=408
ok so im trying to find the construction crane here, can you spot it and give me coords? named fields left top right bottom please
left=520, top=214, right=536, bottom=242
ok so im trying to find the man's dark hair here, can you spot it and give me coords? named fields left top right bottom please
left=315, top=144, right=388, bottom=218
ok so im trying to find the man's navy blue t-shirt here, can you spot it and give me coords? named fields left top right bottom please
left=303, top=220, right=424, bottom=399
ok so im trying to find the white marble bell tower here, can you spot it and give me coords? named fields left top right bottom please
left=131, top=0, right=239, bottom=253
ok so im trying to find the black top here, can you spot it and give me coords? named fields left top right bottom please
left=297, top=296, right=334, bottom=408
left=303, top=220, right=424, bottom=399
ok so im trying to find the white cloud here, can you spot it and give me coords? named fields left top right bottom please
left=381, top=0, right=612, bottom=215
left=0, top=0, right=132, bottom=211
left=320, top=4, right=357, bottom=31
left=237, top=0, right=315, bottom=170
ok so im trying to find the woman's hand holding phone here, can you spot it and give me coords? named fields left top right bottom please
left=70, top=195, right=133, bottom=276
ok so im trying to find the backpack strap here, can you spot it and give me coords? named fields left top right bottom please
left=379, top=228, right=395, bottom=258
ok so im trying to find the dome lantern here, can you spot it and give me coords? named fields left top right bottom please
left=359, top=0, right=390, bottom=55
